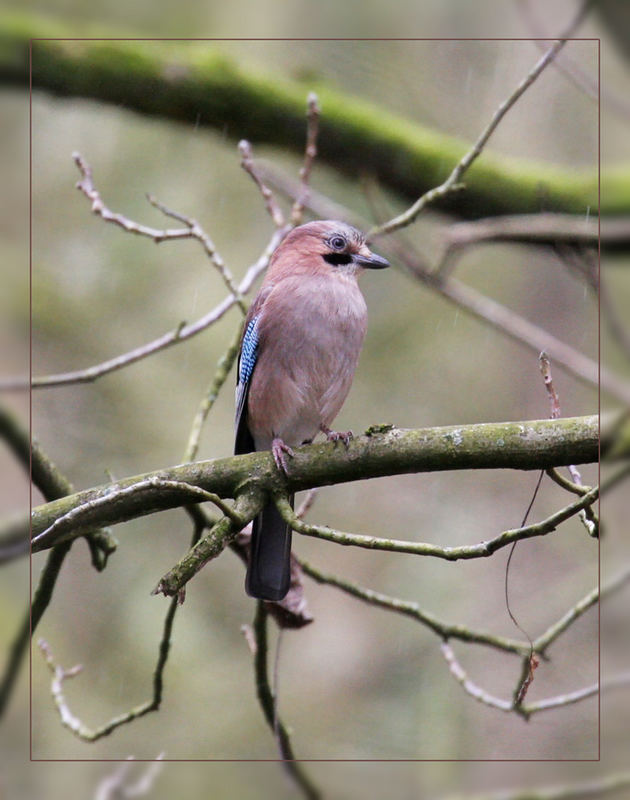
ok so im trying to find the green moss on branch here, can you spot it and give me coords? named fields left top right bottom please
left=1, top=13, right=624, bottom=217
left=27, top=415, right=598, bottom=551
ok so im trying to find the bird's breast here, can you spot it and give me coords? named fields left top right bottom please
left=248, top=273, right=368, bottom=447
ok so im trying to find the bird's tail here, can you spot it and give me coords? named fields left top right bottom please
left=245, top=496, right=293, bottom=601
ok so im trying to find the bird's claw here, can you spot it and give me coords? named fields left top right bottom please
left=321, top=426, right=353, bottom=449
left=272, top=438, right=295, bottom=474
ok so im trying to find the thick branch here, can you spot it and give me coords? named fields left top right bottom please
left=1, top=13, right=623, bottom=218
left=26, top=416, right=599, bottom=551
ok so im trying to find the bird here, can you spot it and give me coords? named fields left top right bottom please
left=235, top=220, right=389, bottom=601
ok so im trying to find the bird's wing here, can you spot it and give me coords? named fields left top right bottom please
left=235, top=312, right=260, bottom=455
left=235, top=283, right=275, bottom=455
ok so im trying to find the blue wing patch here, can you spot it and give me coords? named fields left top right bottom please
left=239, top=316, right=260, bottom=386
left=235, top=315, right=260, bottom=453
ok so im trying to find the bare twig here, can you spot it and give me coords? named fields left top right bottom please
left=73, top=152, right=246, bottom=312
left=275, top=486, right=598, bottom=561
left=238, top=140, right=286, bottom=228
left=514, top=652, right=540, bottom=707
left=546, top=467, right=591, bottom=496
left=38, top=579, right=178, bottom=742
left=540, top=352, right=598, bottom=537
left=2, top=225, right=288, bottom=392
left=370, top=3, right=590, bottom=237
left=291, top=92, right=320, bottom=225
left=523, top=682, right=598, bottom=715
left=440, top=641, right=513, bottom=711
left=415, top=259, right=622, bottom=403
left=540, top=352, right=561, bottom=419
left=534, top=566, right=630, bottom=654
left=39, top=502, right=208, bottom=745
left=516, top=0, right=630, bottom=122
left=0, top=406, right=114, bottom=718
left=301, top=561, right=530, bottom=655
left=145, top=192, right=247, bottom=313
left=295, top=488, right=319, bottom=520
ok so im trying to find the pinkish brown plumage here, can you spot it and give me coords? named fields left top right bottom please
left=235, top=220, right=389, bottom=600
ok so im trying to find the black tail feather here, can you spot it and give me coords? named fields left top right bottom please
left=245, top=496, right=293, bottom=601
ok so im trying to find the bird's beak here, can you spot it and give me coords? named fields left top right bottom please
left=352, top=250, right=390, bottom=269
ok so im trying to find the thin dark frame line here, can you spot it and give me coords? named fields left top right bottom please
left=29, top=757, right=601, bottom=763
left=28, top=36, right=34, bottom=765
left=29, top=37, right=599, bottom=42
left=27, top=33, right=601, bottom=766
left=596, top=34, right=602, bottom=765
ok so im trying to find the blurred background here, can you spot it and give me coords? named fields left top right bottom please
left=1, top=0, right=628, bottom=798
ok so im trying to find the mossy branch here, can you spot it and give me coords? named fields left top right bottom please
left=26, top=415, right=599, bottom=552
left=1, top=12, right=624, bottom=217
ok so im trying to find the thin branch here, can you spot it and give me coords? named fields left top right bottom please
left=439, top=641, right=514, bottom=711
left=546, top=467, right=591, bottom=496
left=295, top=488, right=319, bottom=519
left=370, top=4, right=590, bottom=237
left=534, top=586, right=598, bottom=655
left=523, top=682, right=598, bottom=715
left=32, top=476, right=245, bottom=553
left=38, top=581, right=178, bottom=741
left=301, top=561, right=530, bottom=656
left=535, top=566, right=630, bottom=654
left=540, top=352, right=598, bottom=536
left=418, top=266, right=619, bottom=401
left=291, top=92, right=320, bottom=226
left=540, top=352, right=561, bottom=419
left=0, top=406, right=112, bottom=717
left=73, top=153, right=238, bottom=304
left=1, top=226, right=288, bottom=392
left=238, top=140, right=286, bottom=228
left=146, top=192, right=247, bottom=314
left=38, top=500, right=206, bottom=743
left=516, top=0, right=630, bottom=122
left=251, top=603, right=321, bottom=800
left=73, top=152, right=247, bottom=312
left=276, top=486, right=597, bottom=560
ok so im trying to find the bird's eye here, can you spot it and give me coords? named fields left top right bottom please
left=330, top=236, right=346, bottom=250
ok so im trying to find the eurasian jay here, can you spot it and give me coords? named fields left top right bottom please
left=235, top=220, right=389, bottom=601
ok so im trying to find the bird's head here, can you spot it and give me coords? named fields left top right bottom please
left=268, top=220, right=389, bottom=280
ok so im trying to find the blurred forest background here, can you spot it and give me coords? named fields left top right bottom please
left=1, top=0, right=629, bottom=798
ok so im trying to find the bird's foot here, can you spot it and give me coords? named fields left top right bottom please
left=272, top=437, right=295, bottom=474
left=320, top=425, right=353, bottom=449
